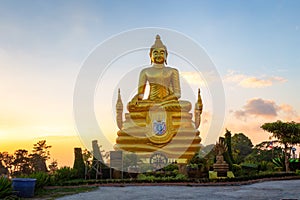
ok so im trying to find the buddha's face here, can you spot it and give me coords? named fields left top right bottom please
left=151, top=48, right=166, bottom=64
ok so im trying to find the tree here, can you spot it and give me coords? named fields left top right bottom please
left=261, top=120, right=300, bottom=172
left=73, top=148, right=85, bottom=178
left=82, top=149, right=93, bottom=165
left=12, top=149, right=32, bottom=175
left=245, top=141, right=283, bottom=163
left=48, top=159, right=58, bottom=174
left=225, top=129, right=234, bottom=162
left=0, top=152, right=14, bottom=176
left=231, top=133, right=253, bottom=164
left=30, top=140, right=52, bottom=172
left=224, top=129, right=234, bottom=169
left=32, top=140, right=51, bottom=158
left=0, top=157, right=8, bottom=175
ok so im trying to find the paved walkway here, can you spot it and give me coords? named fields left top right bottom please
left=57, top=179, right=300, bottom=200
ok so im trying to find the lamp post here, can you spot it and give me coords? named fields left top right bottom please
left=292, top=147, right=296, bottom=159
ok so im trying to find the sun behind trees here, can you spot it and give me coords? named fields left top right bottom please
left=0, top=140, right=53, bottom=176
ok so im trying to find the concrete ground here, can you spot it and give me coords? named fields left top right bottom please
left=57, top=179, right=300, bottom=200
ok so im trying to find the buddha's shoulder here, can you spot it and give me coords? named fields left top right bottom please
left=140, top=66, right=179, bottom=73
left=165, top=66, right=179, bottom=72
left=140, top=67, right=152, bottom=74
left=141, top=66, right=152, bottom=70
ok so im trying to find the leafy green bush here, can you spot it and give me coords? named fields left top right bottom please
left=226, top=171, right=296, bottom=182
left=274, top=167, right=283, bottom=172
left=289, top=159, right=300, bottom=171
left=187, top=163, right=199, bottom=170
left=19, top=172, right=50, bottom=189
left=174, top=173, right=187, bottom=181
left=266, top=162, right=275, bottom=171
left=0, top=176, right=12, bottom=198
left=231, top=164, right=242, bottom=176
left=272, top=157, right=285, bottom=171
left=135, top=172, right=188, bottom=183
left=257, top=161, right=274, bottom=172
left=238, top=163, right=258, bottom=176
left=42, top=170, right=298, bottom=185
left=144, top=170, right=178, bottom=178
left=241, top=163, right=258, bottom=168
left=137, top=174, right=156, bottom=182
left=53, top=167, right=78, bottom=185
left=162, top=164, right=178, bottom=172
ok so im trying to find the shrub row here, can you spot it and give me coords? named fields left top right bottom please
left=12, top=170, right=298, bottom=189
left=59, top=171, right=297, bottom=186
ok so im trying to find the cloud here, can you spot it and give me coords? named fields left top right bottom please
left=227, top=99, right=300, bottom=144
left=181, top=70, right=220, bottom=87
left=277, top=104, right=300, bottom=122
left=224, top=70, right=287, bottom=88
left=233, top=98, right=300, bottom=121
left=234, top=98, right=278, bottom=119
left=181, top=71, right=206, bottom=86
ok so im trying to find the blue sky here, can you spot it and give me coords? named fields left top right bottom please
left=1, top=0, right=300, bottom=166
left=1, top=1, right=299, bottom=69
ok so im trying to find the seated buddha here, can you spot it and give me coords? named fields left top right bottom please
left=115, top=35, right=203, bottom=160
left=128, top=35, right=191, bottom=112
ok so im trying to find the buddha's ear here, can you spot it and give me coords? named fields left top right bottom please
left=164, top=52, right=168, bottom=64
left=149, top=52, right=153, bottom=64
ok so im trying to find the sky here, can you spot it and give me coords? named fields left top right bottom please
left=1, top=0, right=300, bottom=166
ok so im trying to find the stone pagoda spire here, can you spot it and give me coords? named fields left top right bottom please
left=116, top=88, right=123, bottom=130
left=194, top=88, right=203, bottom=129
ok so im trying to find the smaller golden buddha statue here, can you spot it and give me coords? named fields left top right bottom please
left=115, top=35, right=203, bottom=161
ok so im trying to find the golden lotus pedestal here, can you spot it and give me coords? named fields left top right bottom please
left=114, top=101, right=201, bottom=162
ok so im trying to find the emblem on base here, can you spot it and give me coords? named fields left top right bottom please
left=153, top=120, right=167, bottom=135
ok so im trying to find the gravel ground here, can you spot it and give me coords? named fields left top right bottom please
left=56, top=179, right=300, bottom=200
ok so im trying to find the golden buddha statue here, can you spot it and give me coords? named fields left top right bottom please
left=115, top=35, right=203, bottom=162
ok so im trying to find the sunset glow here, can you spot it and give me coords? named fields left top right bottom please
left=1, top=1, right=300, bottom=166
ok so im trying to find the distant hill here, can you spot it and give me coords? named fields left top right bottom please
left=198, top=144, right=215, bottom=158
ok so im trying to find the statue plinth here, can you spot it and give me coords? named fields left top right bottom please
left=115, top=102, right=201, bottom=160
left=213, top=155, right=229, bottom=177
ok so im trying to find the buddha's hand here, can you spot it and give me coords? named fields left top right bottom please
left=162, top=94, right=178, bottom=102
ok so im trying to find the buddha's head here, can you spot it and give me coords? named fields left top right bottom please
left=150, top=35, right=168, bottom=64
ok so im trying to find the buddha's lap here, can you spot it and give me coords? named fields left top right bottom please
left=127, top=100, right=191, bottom=112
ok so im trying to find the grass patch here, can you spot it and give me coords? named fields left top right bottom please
left=34, top=186, right=98, bottom=199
